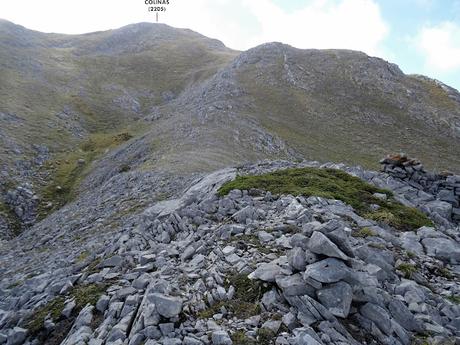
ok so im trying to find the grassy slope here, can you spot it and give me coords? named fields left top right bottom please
left=0, top=21, right=237, bottom=167
left=236, top=48, right=460, bottom=172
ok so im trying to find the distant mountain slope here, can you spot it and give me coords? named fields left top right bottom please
left=0, top=20, right=460, bottom=236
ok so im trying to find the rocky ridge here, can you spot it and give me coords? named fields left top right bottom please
left=0, top=159, right=459, bottom=345
left=2, top=21, right=460, bottom=239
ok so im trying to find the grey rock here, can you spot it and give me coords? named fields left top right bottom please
left=129, top=334, right=145, bottom=345
left=62, top=299, right=76, bottom=318
left=287, top=248, right=306, bottom=271
left=248, top=262, right=282, bottom=282
left=262, top=320, right=282, bottom=333
left=286, top=294, right=333, bottom=326
left=133, top=273, right=151, bottom=290
left=258, top=231, right=274, bottom=243
left=96, top=294, right=110, bottom=313
left=7, top=327, right=27, bottom=345
left=425, top=200, right=452, bottom=220
left=116, top=287, right=137, bottom=300
left=400, top=232, right=424, bottom=256
left=304, top=258, right=350, bottom=283
left=421, top=237, right=460, bottom=263
left=212, top=330, right=232, bottom=345
left=150, top=293, right=183, bottom=318
left=282, top=312, right=299, bottom=330
left=159, top=322, right=174, bottom=336
left=276, top=274, right=315, bottom=297
left=102, top=255, right=124, bottom=267
left=308, top=231, right=349, bottom=260
left=290, top=233, right=310, bottom=250
left=360, top=303, right=392, bottom=335
left=183, top=336, right=203, bottom=345
left=304, top=249, right=319, bottom=264
left=317, top=281, right=353, bottom=318
left=388, top=299, right=421, bottom=332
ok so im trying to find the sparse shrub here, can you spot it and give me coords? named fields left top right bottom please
left=26, top=283, right=106, bottom=335
left=118, top=164, right=131, bottom=173
left=447, top=295, right=460, bottom=304
left=232, top=330, right=256, bottom=345
left=257, top=328, right=276, bottom=345
left=197, top=272, right=270, bottom=320
left=352, top=227, right=377, bottom=238
left=397, top=263, right=417, bottom=278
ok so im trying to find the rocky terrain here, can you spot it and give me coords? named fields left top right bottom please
left=1, top=20, right=460, bottom=345
left=0, top=157, right=459, bottom=345
left=1, top=20, right=460, bottom=238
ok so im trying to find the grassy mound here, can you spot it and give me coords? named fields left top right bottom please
left=218, top=167, right=433, bottom=231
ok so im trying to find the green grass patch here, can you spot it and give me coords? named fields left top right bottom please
left=227, top=235, right=273, bottom=254
left=0, top=201, right=22, bottom=236
left=352, top=227, right=377, bottom=238
left=76, top=251, right=90, bottom=263
left=197, top=272, right=270, bottom=319
left=447, top=295, right=460, bottom=304
left=38, top=131, right=133, bottom=219
left=27, top=283, right=106, bottom=335
left=397, top=263, right=417, bottom=279
left=257, top=329, right=277, bottom=345
left=27, top=296, right=66, bottom=334
left=232, top=330, right=256, bottom=345
left=218, top=168, right=433, bottom=231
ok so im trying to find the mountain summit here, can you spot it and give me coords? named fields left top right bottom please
left=0, top=20, right=460, bottom=345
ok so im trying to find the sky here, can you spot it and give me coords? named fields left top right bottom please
left=1, top=0, right=460, bottom=91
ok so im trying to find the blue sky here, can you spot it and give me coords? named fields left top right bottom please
left=1, top=0, right=460, bottom=91
left=377, top=0, right=460, bottom=90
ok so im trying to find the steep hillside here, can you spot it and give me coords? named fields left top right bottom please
left=1, top=20, right=460, bottom=237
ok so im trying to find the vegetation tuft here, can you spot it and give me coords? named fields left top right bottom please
left=232, top=330, right=256, bottom=345
left=218, top=168, right=433, bottom=231
left=447, top=295, right=460, bottom=304
left=27, top=283, right=107, bottom=335
left=0, top=201, right=21, bottom=236
left=397, top=263, right=417, bottom=279
left=352, top=227, right=377, bottom=238
left=257, top=329, right=277, bottom=345
left=197, top=272, right=271, bottom=320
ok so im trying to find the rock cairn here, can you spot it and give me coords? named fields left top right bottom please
left=381, top=154, right=460, bottom=223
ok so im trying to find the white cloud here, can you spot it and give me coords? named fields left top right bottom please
left=416, top=21, right=460, bottom=72
left=0, top=0, right=388, bottom=56
left=168, top=0, right=389, bottom=55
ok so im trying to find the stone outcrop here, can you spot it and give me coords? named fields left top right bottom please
left=380, top=154, right=460, bottom=223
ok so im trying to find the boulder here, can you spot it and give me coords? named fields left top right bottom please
left=150, top=293, right=183, bottom=318
left=360, top=303, right=392, bottom=335
left=421, top=237, right=460, bottom=263
left=317, top=281, right=353, bottom=318
left=7, top=327, right=27, bottom=345
left=249, top=262, right=282, bottom=282
left=287, top=248, right=306, bottom=271
left=308, top=231, right=349, bottom=261
left=304, top=258, right=350, bottom=283
left=212, top=330, right=232, bottom=345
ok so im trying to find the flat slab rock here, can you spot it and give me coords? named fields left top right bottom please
left=304, top=258, right=350, bottom=283
left=149, top=293, right=183, bottom=318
